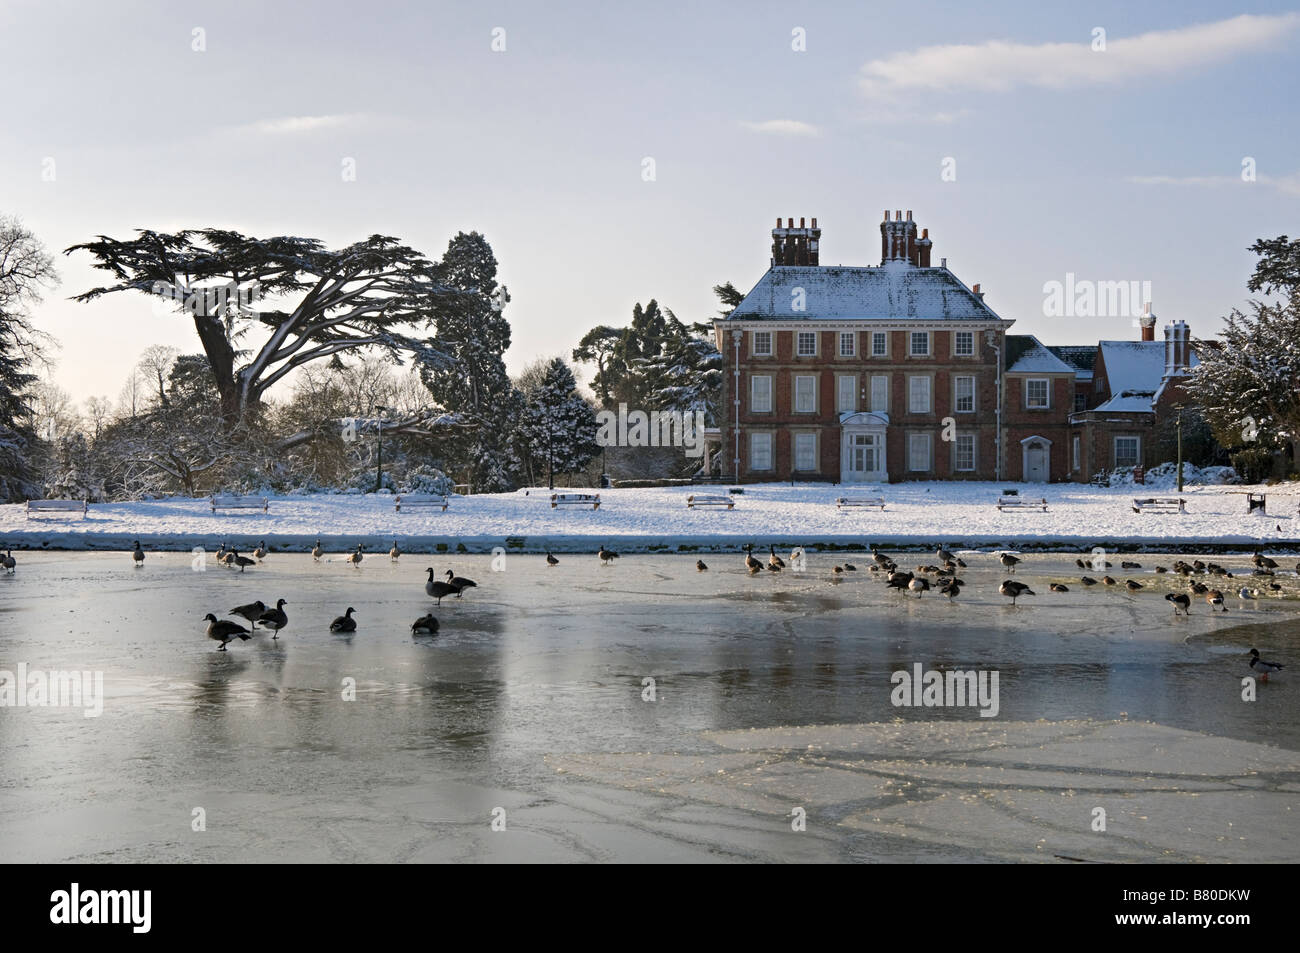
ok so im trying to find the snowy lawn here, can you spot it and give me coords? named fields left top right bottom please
left=3, top=479, right=1298, bottom=552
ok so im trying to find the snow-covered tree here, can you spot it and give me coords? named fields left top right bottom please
left=636, top=315, right=723, bottom=424
left=417, top=231, right=520, bottom=491
left=515, top=358, right=598, bottom=488
left=0, top=215, right=58, bottom=501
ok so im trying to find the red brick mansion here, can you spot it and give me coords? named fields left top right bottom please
left=713, top=211, right=1197, bottom=484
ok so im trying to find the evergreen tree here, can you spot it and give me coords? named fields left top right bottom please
left=0, top=216, right=58, bottom=502
left=516, top=358, right=598, bottom=488
left=418, top=231, right=521, bottom=491
left=636, top=315, right=723, bottom=424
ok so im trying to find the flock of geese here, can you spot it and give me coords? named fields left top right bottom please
left=1, top=537, right=1289, bottom=677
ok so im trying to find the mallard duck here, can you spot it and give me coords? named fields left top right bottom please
left=1166, top=593, right=1190, bottom=615
left=1080, top=576, right=1098, bottom=586
left=696, top=559, right=708, bottom=572
left=1050, top=583, right=1069, bottom=593
left=546, top=552, right=559, bottom=567
left=1248, top=648, right=1283, bottom=680
left=204, top=614, right=251, bottom=651
left=330, top=607, right=357, bottom=633
left=1102, top=576, right=1117, bottom=586
left=256, top=599, right=289, bottom=638
left=1125, top=579, right=1144, bottom=592
left=132, top=541, right=145, bottom=566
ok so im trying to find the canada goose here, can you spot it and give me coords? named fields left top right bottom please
left=1193, top=560, right=1207, bottom=571
left=311, top=539, right=323, bottom=562
left=1190, top=582, right=1209, bottom=595
left=330, top=607, right=357, bottom=633
left=1050, top=583, right=1069, bottom=593
left=349, top=544, right=363, bottom=566
left=766, top=560, right=782, bottom=573
left=939, top=580, right=960, bottom=599
left=389, top=540, right=401, bottom=562
left=598, top=545, right=619, bottom=566
left=132, top=541, right=145, bottom=566
left=256, top=599, right=289, bottom=638
left=936, top=546, right=954, bottom=563
left=1102, top=576, right=1117, bottom=586
left=1166, top=593, right=1191, bottom=615
left=768, top=546, right=785, bottom=570
left=1125, top=580, right=1144, bottom=592
left=204, top=614, right=251, bottom=651
left=445, top=569, right=477, bottom=594
left=999, top=553, right=1021, bottom=573
left=744, top=545, right=763, bottom=574
left=229, top=550, right=256, bottom=573
left=1075, top=558, right=1087, bottom=570
left=253, top=540, right=267, bottom=561
left=870, top=547, right=892, bottom=568
left=885, top=571, right=913, bottom=591
left=1206, top=589, right=1227, bottom=612
left=1, top=550, right=14, bottom=574
left=1080, top=576, right=1098, bottom=586
left=1252, top=568, right=1275, bottom=577
left=425, top=567, right=461, bottom=605
left=1252, top=551, right=1278, bottom=570
left=411, top=614, right=439, bottom=635
left=215, top=542, right=227, bottom=562
left=696, top=559, right=708, bottom=572
left=908, top=577, right=930, bottom=597
left=1121, top=560, right=1141, bottom=570
left=1248, top=648, right=1283, bottom=680
left=221, top=550, right=236, bottom=567
left=546, top=552, right=559, bottom=567
left=231, top=600, right=267, bottom=626
left=832, top=565, right=844, bottom=578
left=999, top=580, right=1035, bottom=605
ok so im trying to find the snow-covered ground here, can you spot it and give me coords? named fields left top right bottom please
left=3, top=477, right=1297, bottom=552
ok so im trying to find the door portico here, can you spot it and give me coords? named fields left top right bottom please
left=1020, top=435, right=1051, bottom=483
left=840, top=412, right=889, bottom=483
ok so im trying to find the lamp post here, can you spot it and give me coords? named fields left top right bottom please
left=1176, top=404, right=1184, bottom=493
left=374, top=405, right=388, bottom=492
left=985, top=329, right=1003, bottom=481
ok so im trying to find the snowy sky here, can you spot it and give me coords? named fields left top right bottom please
left=3, top=0, right=1298, bottom=406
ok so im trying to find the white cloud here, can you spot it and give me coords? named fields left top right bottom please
left=859, top=13, right=1300, bottom=99
left=739, top=119, right=821, bottom=137
left=1127, top=172, right=1300, bottom=197
left=243, top=115, right=357, bottom=135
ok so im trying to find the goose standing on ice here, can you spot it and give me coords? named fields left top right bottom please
left=253, top=540, right=268, bottom=562
left=1166, top=593, right=1191, bottom=615
left=215, top=542, right=227, bottom=562
left=1248, top=648, right=1283, bottom=680
left=1, top=550, right=14, bottom=574
left=229, top=549, right=256, bottom=573
left=411, top=614, right=439, bottom=635
left=330, top=607, right=358, bottom=633
left=744, top=545, right=763, bottom=574
left=231, top=600, right=267, bottom=626
left=768, top=546, right=785, bottom=570
left=546, top=552, right=559, bottom=567
left=908, top=577, right=930, bottom=598
left=256, top=599, right=289, bottom=638
left=389, top=540, right=401, bottom=562
left=204, top=614, right=251, bottom=651
left=1206, top=589, right=1228, bottom=612
left=999, top=580, right=1035, bottom=606
left=998, top=552, right=1021, bottom=573
left=348, top=544, right=363, bottom=566
left=132, top=541, right=145, bottom=567
left=445, top=568, right=476, bottom=595
left=598, top=545, right=619, bottom=566
left=311, top=539, right=323, bottom=562
left=425, top=567, right=460, bottom=605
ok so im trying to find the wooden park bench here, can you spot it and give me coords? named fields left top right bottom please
left=26, top=499, right=88, bottom=519
left=836, top=496, right=886, bottom=511
left=210, top=495, right=269, bottom=513
left=394, top=493, right=449, bottom=512
left=1089, top=470, right=1110, bottom=487
left=997, top=494, right=1048, bottom=512
left=1132, top=497, right=1186, bottom=514
left=686, top=494, right=734, bottom=509
left=551, top=493, right=600, bottom=510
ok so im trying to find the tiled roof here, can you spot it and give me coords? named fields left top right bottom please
left=1048, top=345, right=1098, bottom=379
left=724, top=261, right=1003, bottom=322
left=1005, top=335, right=1075, bottom=373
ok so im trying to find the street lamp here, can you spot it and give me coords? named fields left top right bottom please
left=1175, top=404, right=1184, bottom=493
left=374, top=405, right=388, bottom=492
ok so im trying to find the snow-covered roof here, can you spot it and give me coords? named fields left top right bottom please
left=1005, top=335, right=1075, bottom=374
left=1097, top=341, right=1166, bottom=395
left=1094, top=391, right=1158, bottom=413
left=1047, top=345, right=1098, bottom=380
left=724, top=262, right=1003, bottom=322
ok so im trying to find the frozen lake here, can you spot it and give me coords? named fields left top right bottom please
left=1, top=548, right=1297, bottom=862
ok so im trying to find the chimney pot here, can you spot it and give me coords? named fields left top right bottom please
left=800, top=217, right=805, bottom=228
left=896, top=209, right=903, bottom=220
left=786, top=218, right=792, bottom=228
left=811, top=217, right=817, bottom=228
left=883, top=210, right=890, bottom=221
left=972, top=283, right=981, bottom=294
left=940, top=258, right=947, bottom=268
left=906, top=210, right=912, bottom=220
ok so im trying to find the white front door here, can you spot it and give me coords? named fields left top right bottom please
left=1024, top=441, right=1048, bottom=482
left=842, top=431, right=886, bottom=483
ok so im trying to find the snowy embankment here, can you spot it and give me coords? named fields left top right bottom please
left=2, top=477, right=1297, bottom=553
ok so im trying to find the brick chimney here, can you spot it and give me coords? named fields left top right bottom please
left=1163, top=319, right=1191, bottom=378
left=881, top=209, right=927, bottom=266
left=1139, top=301, right=1156, bottom=342
left=771, top=216, right=820, bottom=266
